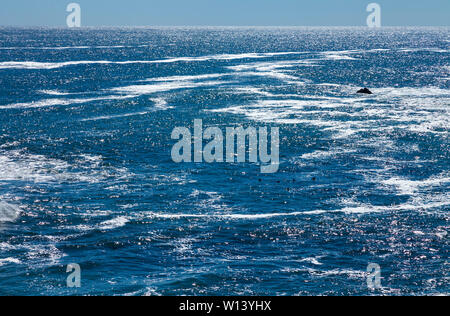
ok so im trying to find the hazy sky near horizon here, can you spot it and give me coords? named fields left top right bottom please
left=0, top=0, right=449, bottom=27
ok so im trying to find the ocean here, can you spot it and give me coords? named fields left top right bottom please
left=0, top=27, right=448, bottom=296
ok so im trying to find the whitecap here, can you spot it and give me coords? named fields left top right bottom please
left=98, top=216, right=130, bottom=230
left=381, top=175, right=450, bottom=196
left=150, top=98, right=172, bottom=110
left=0, top=149, right=130, bottom=184
left=298, top=256, right=324, bottom=266
left=0, top=258, right=21, bottom=266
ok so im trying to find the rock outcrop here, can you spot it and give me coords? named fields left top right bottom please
left=357, top=88, right=373, bottom=94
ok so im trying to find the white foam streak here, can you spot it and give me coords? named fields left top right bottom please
left=80, top=98, right=172, bottom=121
left=0, top=52, right=305, bottom=70
left=0, top=45, right=151, bottom=50
left=214, top=84, right=449, bottom=139
left=39, top=90, right=71, bottom=96
left=143, top=199, right=449, bottom=221
left=111, top=80, right=229, bottom=95
left=0, top=61, right=114, bottom=70
left=321, top=51, right=358, bottom=60
left=0, top=95, right=135, bottom=109
left=81, top=111, right=150, bottom=122
left=144, top=74, right=225, bottom=82
left=300, top=149, right=358, bottom=160
left=157, top=52, right=304, bottom=64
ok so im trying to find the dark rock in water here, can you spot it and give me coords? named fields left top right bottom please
left=357, top=88, right=373, bottom=95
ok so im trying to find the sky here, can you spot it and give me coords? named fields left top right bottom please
left=0, top=0, right=449, bottom=27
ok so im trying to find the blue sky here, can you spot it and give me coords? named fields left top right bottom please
left=0, top=0, right=449, bottom=27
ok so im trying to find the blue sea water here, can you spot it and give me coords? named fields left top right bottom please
left=0, top=27, right=448, bottom=296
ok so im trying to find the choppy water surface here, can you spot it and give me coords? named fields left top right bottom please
left=0, top=27, right=448, bottom=295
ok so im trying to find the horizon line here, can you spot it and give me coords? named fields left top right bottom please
left=1, top=25, right=449, bottom=28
